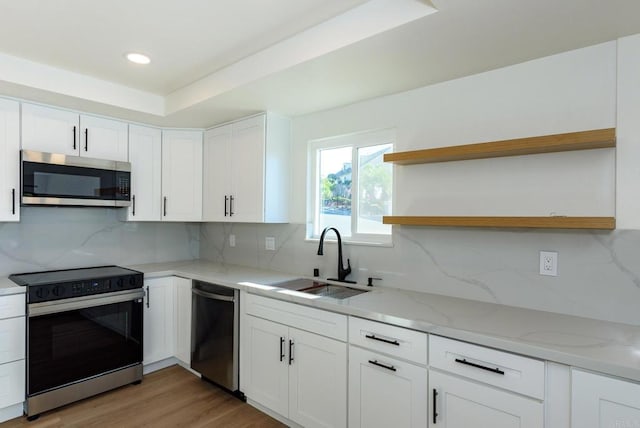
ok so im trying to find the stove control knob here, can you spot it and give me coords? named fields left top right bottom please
left=129, top=276, right=137, bottom=286
left=116, top=278, right=124, bottom=288
left=35, top=287, right=49, bottom=300
left=52, top=285, right=65, bottom=297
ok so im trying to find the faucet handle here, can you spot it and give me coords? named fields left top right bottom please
left=345, top=258, right=352, bottom=274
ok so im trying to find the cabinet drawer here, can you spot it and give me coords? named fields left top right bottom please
left=0, top=294, right=25, bottom=319
left=0, top=317, right=25, bottom=364
left=0, top=359, right=25, bottom=408
left=244, top=293, right=347, bottom=341
left=349, top=317, right=427, bottom=365
left=429, top=335, right=545, bottom=399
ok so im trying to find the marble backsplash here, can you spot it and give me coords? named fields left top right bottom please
left=200, top=222, right=640, bottom=326
left=0, top=207, right=199, bottom=276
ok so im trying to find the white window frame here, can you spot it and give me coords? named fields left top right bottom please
left=306, top=128, right=395, bottom=246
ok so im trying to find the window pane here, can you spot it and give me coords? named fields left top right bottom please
left=318, top=146, right=352, bottom=236
left=357, top=144, right=392, bottom=235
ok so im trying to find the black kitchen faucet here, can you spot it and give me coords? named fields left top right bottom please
left=317, top=227, right=355, bottom=283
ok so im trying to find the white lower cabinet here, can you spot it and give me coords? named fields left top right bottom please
left=174, top=277, right=192, bottom=365
left=288, top=328, right=347, bottom=428
left=0, top=293, right=26, bottom=423
left=571, top=369, right=640, bottom=428
left=241, top=294, right=347, bottom=428
left=143, top=277, right=175, bottom=365
left=348, top=345, right=427, bottom=428
left=243, top=316, right=290, bottom=416
left=429, top=370, right=543, bottom=428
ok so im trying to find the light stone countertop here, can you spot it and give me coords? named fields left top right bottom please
left=0, top=276, right=25, bottom=296
left=4, top=259, right=634, bottom=383
left=131, top=260, right=640, bottom=382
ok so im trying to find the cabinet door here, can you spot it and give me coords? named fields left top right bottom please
left=242, top=315, right=289, bottom=417
left=143, top=277, right=175, bottom=365
left=80, top=115, right=128, bottom=161
left=229, top=115, right=265, bottom=223
left=349, top=345, right=427, bottom=428
left=288, top=327, right=347, bottom=428
left=0, top=360, right=25, bottom=409
left=127, top=125, right=162, bottom=221
left=0, top=317, right=25, bottom=364
left=572, top=369, right=640, bottom=428
left=202, top=124, right=232, bottom=222
left=0, top=99, right=20, bottom=222
left=174, top=277, right=192, bottom=365
left=161, top=130, right=203, bottom=222
left=21, top=103, right=79, bottom=156
left=429, top=370, right=543, bottom=428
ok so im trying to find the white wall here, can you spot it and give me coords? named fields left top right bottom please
left=201, top=36, right=640, bottom=326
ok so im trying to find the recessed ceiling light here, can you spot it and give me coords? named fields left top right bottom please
left=126, top=52, right=151, bottom=65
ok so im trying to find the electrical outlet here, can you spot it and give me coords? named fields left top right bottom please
left=229, top=234, right=236, bottom=247
left=539, top=251, right=558, bottom=276
left=265, top=237, right=276, bottom=251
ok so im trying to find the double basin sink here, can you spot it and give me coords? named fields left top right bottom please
left=272, top=278, right=369, bottom=300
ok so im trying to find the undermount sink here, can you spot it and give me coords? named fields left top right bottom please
left=272, top=278, right=369, bottom=299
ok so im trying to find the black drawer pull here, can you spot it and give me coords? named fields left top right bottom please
left=433, top=388, right=438, bottom=424
left=289, top=340, right=294, bottom=365
left=368, top=359, right=396, bottom=372
left=365, top=334, right=400, bottom=346
left=455, top=358, right=505, bottom=375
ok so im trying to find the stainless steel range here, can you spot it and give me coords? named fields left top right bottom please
left=9, top=266, right=144, bottom=419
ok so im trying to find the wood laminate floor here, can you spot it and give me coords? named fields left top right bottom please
left=1, top=365, right=286, bottom=428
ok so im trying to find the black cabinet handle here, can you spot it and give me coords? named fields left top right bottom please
left=163, top=197, right=167, bottom=217
left=132, top=195, right=135, bottom=216
left=288, top=340, right=294, bottom=365
left=280, top=337, right=285, bottom=362
left=365, top=334, right=400, bottom=346
left=433, top=389, right=438, bottom=424
left=224, top=195, right=229, bottom=217
left=454, top=358, right=505, bottom=375
left=229, top=195, right=234, bottom=217
left=146, top=286, right=150, bottom=308
left=73, top=125, right=77, bottom=150
left=84, top=128, right=88, bottom=151
left=11, top=188, right=15, bottom=215
left=368, top=359, right=396, bottom=372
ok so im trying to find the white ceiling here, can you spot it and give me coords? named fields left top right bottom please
left=1, top=0, right=640, bottom=128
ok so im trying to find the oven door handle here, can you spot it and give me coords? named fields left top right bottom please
left=28, top=289, right=145, bottom=317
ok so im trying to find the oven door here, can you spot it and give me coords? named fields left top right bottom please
left=21, top=150, right=131, bottom=207
left=27, top=289, right=144, bottom=396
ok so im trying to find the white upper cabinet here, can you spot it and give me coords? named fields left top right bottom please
left=127, top=125, right=162, bottom=221
left=22, top=103, right=79, bottom=156
left=202, top=124, right=231, bottom=221
left=0, top=99, right=20, bottom=222
left=203, top=113, right=290, bottom=223
left=79, top=115, right=128, bottom=161
left=161, top=130, right=203, bottom=222
left=22, top=103, right=128, bottom=161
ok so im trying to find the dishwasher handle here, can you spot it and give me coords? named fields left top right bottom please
left=192, top=288, right=235, bottom=302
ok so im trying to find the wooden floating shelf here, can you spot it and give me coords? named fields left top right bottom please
left=384, top=128, right=616, bottom=165
left=382, top=216, right=616, bottom=230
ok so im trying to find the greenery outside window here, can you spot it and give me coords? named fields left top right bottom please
left=307, top=129, right=394, bottom=245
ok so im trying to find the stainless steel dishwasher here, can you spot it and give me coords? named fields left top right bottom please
left=191, top=281, right=241, bottom=397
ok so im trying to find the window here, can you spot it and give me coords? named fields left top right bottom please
left=307, top=129, right=394, bottom=245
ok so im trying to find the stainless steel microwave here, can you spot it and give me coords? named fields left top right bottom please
left=21, top=150, right=131, bottom=207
